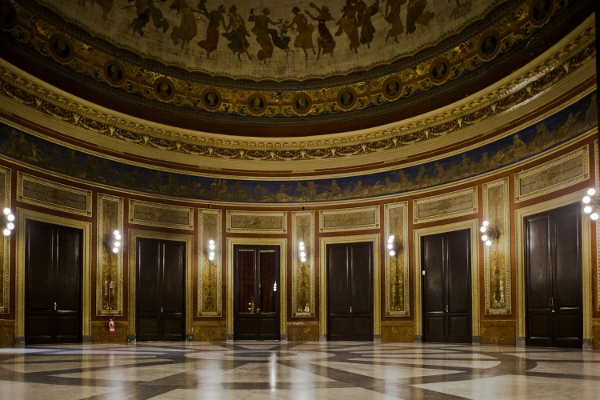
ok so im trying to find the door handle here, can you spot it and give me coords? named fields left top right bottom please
left=257, top=307, right=260, bottom=314
left=54, top=302, right=57, bottom=311
left=445, top=305, right=448, bottom=313
left=161, top=306, right=163, bottom=313
left=550, top=297, right=555, bottom=313
left=350, top=306, right=353, bottom=313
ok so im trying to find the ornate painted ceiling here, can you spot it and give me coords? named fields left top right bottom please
left=0, top=0, right=593, bottom=137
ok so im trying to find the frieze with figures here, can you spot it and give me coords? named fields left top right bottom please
left=0, top=91, right=596, bottom=203
left=0, top=0, right=583, bottom=125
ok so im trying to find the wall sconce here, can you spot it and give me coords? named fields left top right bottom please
left=582, top=188, right=599, bottom=220
left=207, top=239, right=216, bottom=261
left=480, top=220, right=500, bottom=246
left=387, top=235, right=397, bottom=256
left=298, top=241, right=307, bottom=263
left=111, top=230, right=122, bottom=253
left=2, top=208, right=15, bottom=237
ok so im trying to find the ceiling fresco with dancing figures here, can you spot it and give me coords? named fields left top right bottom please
left=36, top=0, right=499, bottom=81
left=0, top=0, right=592, bottom=138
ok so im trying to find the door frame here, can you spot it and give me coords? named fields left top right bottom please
left=413, top=219, right=480, bottom=342
left=516, top=190, right=592, bottom=348
left=16, top=208, right=92, bottom=343
left=319, top=234, right=380, bottom=341
left=227, top=237, right=287, bottom=340
left=128, top=229, right=194, bottom=341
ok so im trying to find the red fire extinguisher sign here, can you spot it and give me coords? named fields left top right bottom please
left=108, top=318, right=115, bottom=334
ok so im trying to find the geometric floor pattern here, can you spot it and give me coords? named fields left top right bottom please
left=1, top=342, right=599, bottom=399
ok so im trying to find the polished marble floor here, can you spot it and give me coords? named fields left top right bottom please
left=1, top=341, right=599, bottom=399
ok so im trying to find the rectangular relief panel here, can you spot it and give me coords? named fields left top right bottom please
left=18, top=172, right=92, bottom=216
left=96, top=194, right=123, bottom=316
left=0, top=166, right=10, bottom=314
left=129, top=199, right=194, bottom=230
left=515, top=145, right=588, bottom=202
left=413, top=187, right=477, bottom=224
left=385, top=202, right=409, bottom=317
left=292, top=211, right=315, bottom=318
left=319, top=205, right=380, bottom=233
left=483, top=177, right=511, bottom=315
left=226, top=210, right=287, bottom=234
left=198, top=208, right=222, bottom=317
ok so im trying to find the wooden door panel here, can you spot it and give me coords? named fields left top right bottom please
left=422, top=235, right=444, bottom=314
left=327, top=242, right=373, bottom=341
left=136, top=238, right=161, bottom=341
left=447, top=231, right=470, bottom=314
left=25, top=220, right=82, bottom=344
left=234, top=246, right=280, bottom=341
left=422, top=230, right=471, bottom=343
left=136, top=238, right=185, bottom=341
left=526, top=203, right=582, bottom=348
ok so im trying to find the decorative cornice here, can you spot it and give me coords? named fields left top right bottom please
left=0, top=0, right=590, bottom=130
left=0, top=14, right=595, bottom=171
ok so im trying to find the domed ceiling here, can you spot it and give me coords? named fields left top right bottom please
left=0, top=0, right=592, bottom=136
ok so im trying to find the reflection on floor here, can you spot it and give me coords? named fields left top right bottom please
left=1, top=342, right=599, bottom=399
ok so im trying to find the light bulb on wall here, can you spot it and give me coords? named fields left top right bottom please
left=298, top=240, right=307, bottom=263
left=582, top=188, right=599, bottom=220
left=208, top=239, right=216, bottom=261
left=387, top=235, right=398, bottom=257
left=2, top=207, right=15, bottom=237
left=480, top=220, right=499, bottom=246
left=111, top=230, right=122, bottom=253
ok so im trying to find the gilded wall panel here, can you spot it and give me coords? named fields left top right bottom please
left=292, top=211, right=315, bottom=318
left=595, top=141, right=599, bottom=312
left=198, top=208, right=222, bottom=317
left=226, top=211, right=287, bottom=234
left=515, top=145, right=588, bottom=202
left=0, top=166, right=10, bottom=314
left=482, top=177, right=511, bottom=315
left=319, top=205, right=380, bottom=233
left=413, top=187, right=478, bottom=224
left=384, top=202, right=409, bottom=317
left=96, top=194, right=123, bottom=316
left=129, top=199, right=194, bottom=230
left=18, top=172, right=91, bottom=216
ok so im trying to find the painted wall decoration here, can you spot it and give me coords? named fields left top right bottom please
left=96, top=193, right=124, bottom=317
left=17, top=172, right=92, bottom=216
left=129, top=199, right=194, bottom=229
left=226, top=210, right=287, bottom=233
left=514, top=145, right=589, bottom=202
left=384, top=201, right=409, bottom=317
left=319, top=205, right=379, bottom=232
left=0, top=91, right=596, bottom=204
left=198, top=208, right=222, bottom=317
left=292, top=210, right=315, bottom=318
left=413, top=186, right=477, bottom=224
left=34, top=0, right=496, bottom=81
left=2, top=0, right=583, bottom=125
left=0, top=166, right=10, bottom=314
left=482, top=177, right=510, bottom=315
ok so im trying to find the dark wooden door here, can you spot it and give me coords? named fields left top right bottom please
left=25, top=220, right=82, bottom=344
left=136, top=238, right=185, bottom=341
left=422, top=229, right=471, bottom=343
left=327, top=242, right=373, bottom=341
left=234, top=246, right=280, bottom=341
left=525, top=203, right=582, bottom=348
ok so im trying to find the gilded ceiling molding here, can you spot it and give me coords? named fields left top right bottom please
left=1, top=0, right=563, bottom=104
left=0, top=17, right=595, bottom=169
